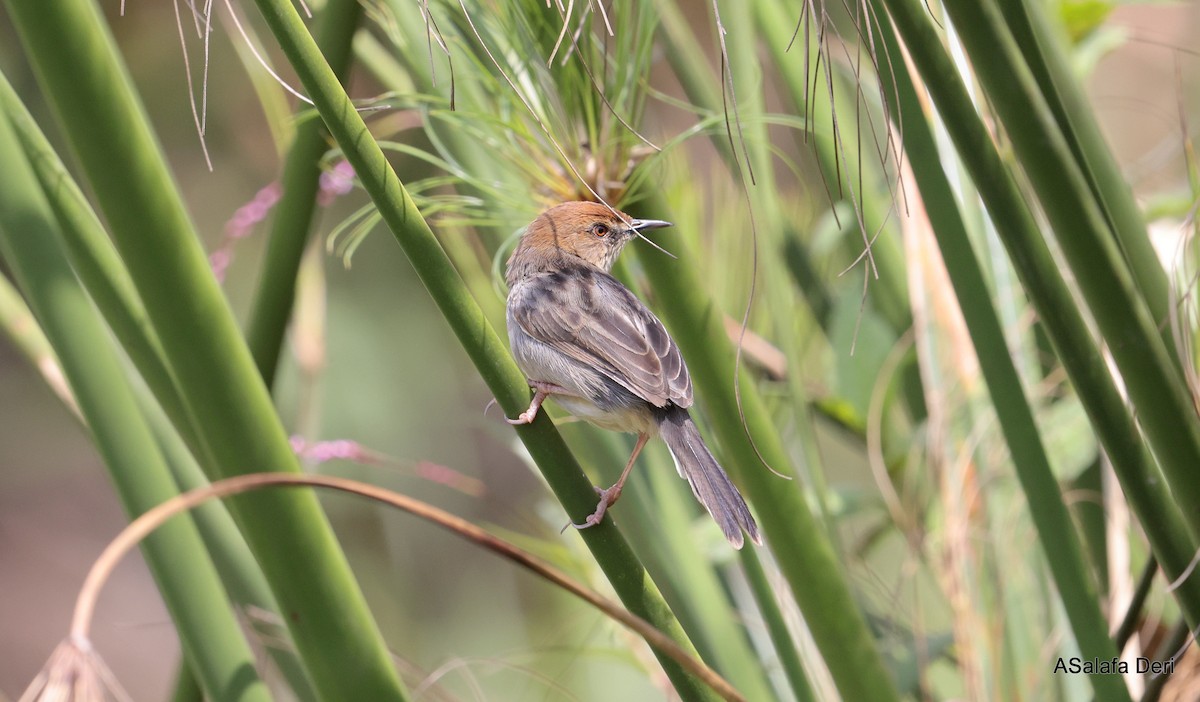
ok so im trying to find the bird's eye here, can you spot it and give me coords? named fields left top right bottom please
left=591, top=223, right=610, bottom=238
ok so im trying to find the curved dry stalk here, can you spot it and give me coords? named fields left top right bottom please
left=64, top=472, right=746, bottom=702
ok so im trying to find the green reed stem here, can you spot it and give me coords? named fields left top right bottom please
left=4, top=0, right=412, bottom=697
left=0, top=106, right=270, bottom=702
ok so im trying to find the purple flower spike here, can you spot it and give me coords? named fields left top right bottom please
left=318, top=160, right=356, bottom=206
left=288, top=435, right=485, bottom=496
left=209, top=248, right=233, bottom=283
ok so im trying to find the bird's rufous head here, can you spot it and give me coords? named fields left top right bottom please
left=508, top=201, right=671, bottom=276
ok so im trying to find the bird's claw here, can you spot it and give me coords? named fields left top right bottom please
left=564, top=485, right=622, bottom=532
left=505, top=410, right=536, bottom=425
left=570, top=512, right=605, bottom=531
left=504, top=380, right=565, bottom=425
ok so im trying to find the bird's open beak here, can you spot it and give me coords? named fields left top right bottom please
left=630, top=218, right=672, bottom=232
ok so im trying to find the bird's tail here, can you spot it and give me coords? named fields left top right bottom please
left=657, top=406, right=761, bottom=549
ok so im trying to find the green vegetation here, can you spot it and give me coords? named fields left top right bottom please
left=1, top=0, right=1196, bottom=699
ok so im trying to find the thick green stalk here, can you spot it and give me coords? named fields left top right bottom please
left=632, top=193, right=901, bottom=702
left=0, top=207, right=315, bottom=698
left=5, top=0, right=410, bottom=698
left=0, top=109, right=269, bottom=702
left=936, top=0, right=1200, bottom=539
left=136, top=384, right=320, bottom=702
left=0, top=238, right=317, bottom=700
left=868, top=14, right=1128, bottom=699
left=1, top=66, right=317, bottom=700
left=0, top=69, right=198, bottom=452
left=880, top=0, right=1200, bottom=629
left=1002, top=0, right=1173, bottom=353
left=245, top=0, right=361, bottom=384
left=246, top=0, right=719, bottom=698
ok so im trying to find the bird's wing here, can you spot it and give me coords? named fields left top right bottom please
left=511, top=266, right=692, bottom=408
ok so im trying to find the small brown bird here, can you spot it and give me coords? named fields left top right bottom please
left=505, top=201, right=761, bottom=548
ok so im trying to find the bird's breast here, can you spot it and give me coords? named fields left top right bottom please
left=506, top=294, right=656, bottom=435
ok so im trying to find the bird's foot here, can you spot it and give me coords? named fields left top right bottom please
left=568, top=484, right=622, bottom=532
left=505, top=408, right=539, bottom=425
left=505, top=381, right=568, bottom=425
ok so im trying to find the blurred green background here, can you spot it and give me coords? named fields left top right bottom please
left=2, top=0, right=1198, bottom=700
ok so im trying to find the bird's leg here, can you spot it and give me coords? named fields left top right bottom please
left=572, top=433, right=650, bottom=530
left=506, top=380, right=569, bottom=425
